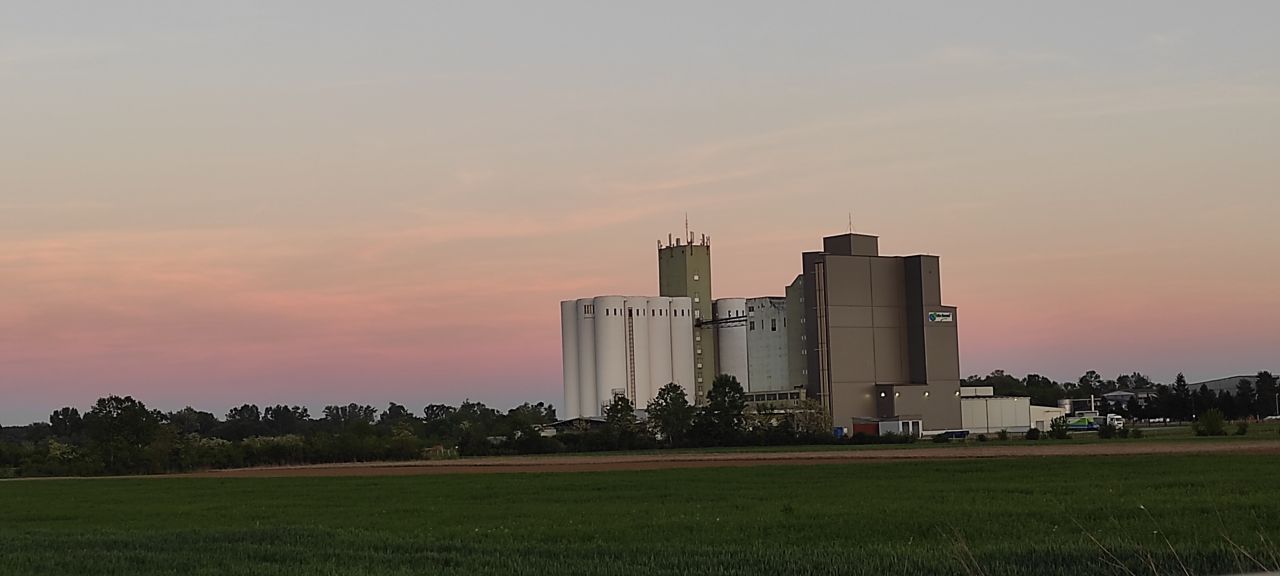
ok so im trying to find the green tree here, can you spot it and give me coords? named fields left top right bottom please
left=219, top=404, right=266, bottom=440
left=1193, top=384, right=1215, bottom=419
left=1192, top=408, right=1227, bottom=436
left=1048, top=416, right=1071, bottom=440
left=263, top=405, right=311, bottom=435
left=323, top=404, right=378, bottom=429
left=1235, top=379, right=1258, bottom=418
left=49, top=407, right=83, bottom=438
left=602, top=395, right=640, bottom=449
left=377, top=403, right=418, bottom=429
left=83, top=396, right=162, bottom=474
left=647, top=383, right=695, bottom=446
left=1255, top=371, right=1278, bottom=418
left=690, top=374, right=747, bottom=446
left=167, top=407, right=218, bottom=436
left=1124, top=395, right=1142, bottom=420
left=1172, top=373, right=1192, bottom=421
left=1023, top=374, right=1065, bottom=406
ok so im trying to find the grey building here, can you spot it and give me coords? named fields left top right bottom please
left=745, top=297, right=790, bottom=392
left=800, top=233, right=962, bottom=433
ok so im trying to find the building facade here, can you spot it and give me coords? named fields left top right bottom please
left=744, top=297, right=789, bottom=392
left=560, top=296, right=695, bottom=418
left=800, top=233, right=962, bottom=433
left=658, top=234, right=716, bottom=402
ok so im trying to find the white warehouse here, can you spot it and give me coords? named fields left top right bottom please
left=560, top=296, right=696, bottom=418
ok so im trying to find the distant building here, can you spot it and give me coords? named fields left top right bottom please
left=559, top=296, right=696, bottom=418
left=799, top=233, right=962, bottom=435
left=561, top=229, right=967, bottom=435
left=1191, top=375, right=1257, bottom=394
left=658, top=234, right=716, bottom=401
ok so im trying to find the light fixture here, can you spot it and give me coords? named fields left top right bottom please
left=955, top=390, right=961, bottom=397
left=895, top=392, right=901, bottom=398
left=924, top=391, right=931, bottom=397
left=879, top=392, right=886, bottom=398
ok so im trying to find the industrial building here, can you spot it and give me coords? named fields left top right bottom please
left=658, top=234, right=717, bottom=400
left=560, top=296, right=695, bottom=418
left=798, top=233, right=962, bottom=435
left=560, top=228, right=970, bottom=434
left=960, top=387, right=1066, bottom=433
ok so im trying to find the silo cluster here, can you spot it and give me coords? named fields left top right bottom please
left=560, top=296, right=697, bottom=418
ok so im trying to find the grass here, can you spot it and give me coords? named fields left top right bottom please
left=1, top=454, right=1278, bottom=575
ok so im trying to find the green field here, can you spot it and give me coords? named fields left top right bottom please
left=2, top=454, right=1279, bottom=576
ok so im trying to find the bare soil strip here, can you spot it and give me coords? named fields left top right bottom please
left=187, top=440, right=1280, bottom=478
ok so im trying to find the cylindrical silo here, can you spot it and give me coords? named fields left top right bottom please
left=575, top=298, right=598, bottom=417
left=625, top=297, right=651, bottom=410
left=646, top=296, right=673, bottom=409
left=714, top=298, right=750, bottom=390
left=593, top=296, right=627, bottom=412
left=670, top=297, right=696, bottom=402
left=561, top=300, right=580, bottom=419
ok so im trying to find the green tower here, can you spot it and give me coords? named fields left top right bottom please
left=658, top=231, right=716, bottom=403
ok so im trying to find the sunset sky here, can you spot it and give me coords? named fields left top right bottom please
left=3, top=2, right=1278, bottom=424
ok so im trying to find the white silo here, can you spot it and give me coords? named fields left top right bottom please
left=670, top=297, right=696, bottom=402
left=575, top=298, right=598, bottom=417
left=714, top=298, right=750, bottom=390
left=560, top=300, right=580, bottom=419
left=625, top=297, right=651, bottom=409
left=646, top=296, right=673, bottom=409
left=593, top=296, right=627, bottom=412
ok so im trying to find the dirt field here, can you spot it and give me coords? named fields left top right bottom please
left=189, top=440, right=1280, bottom=478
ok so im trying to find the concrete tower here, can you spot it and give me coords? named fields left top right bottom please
left=658, top=232, right=716, bottom=403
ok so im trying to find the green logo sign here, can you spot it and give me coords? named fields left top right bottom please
left=928, top=312, right=954, bottom=323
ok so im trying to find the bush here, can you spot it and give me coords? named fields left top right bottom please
left=1024, top=428, right=1042, bottom=441
left=997, top=429, right=1009, bottom=441
left=1048, top=416, right=1071, bottom=440
left=1235, top=421, right=1249, bottom=436
left=1192, top=409, right=1227, bottom=437
left=931, top=433, right=951, bottom=444
left=1130, top=427, right=1143, bottom=439
left=1117, top=427, right=1130, bottom=439
left=976, top=434, right=988, bottom=442
left=1097, top=422, right=1117, bottom=439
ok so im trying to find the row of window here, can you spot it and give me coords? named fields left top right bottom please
left=747, top=319, right=782, bottom=332
left=587, top=306, right=693, bottom=318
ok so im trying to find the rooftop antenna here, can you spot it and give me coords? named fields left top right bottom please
left=848, top=212, right=854, bottom=234
left=684, top=212, right=690, bottom=244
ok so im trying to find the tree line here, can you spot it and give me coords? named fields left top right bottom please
left=965, top=370, right=1279, bottom=421
left=0, top=376, right=851, bottom=478
left=3, top=369, right=1275, bottom=478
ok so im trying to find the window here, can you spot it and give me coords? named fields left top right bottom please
left=749, top=321, right=755, bottom=330
left=693, top=274, right=700, bottom=281
left=771, top=319, right=777, bottom=332
left=749, top=306, right=755, bottom=312
left=697, top=363, right=703, bottom=369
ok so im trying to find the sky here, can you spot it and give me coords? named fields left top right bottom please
left=2, top=1, right=1278, bottom=424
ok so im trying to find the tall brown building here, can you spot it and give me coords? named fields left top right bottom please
left=658, top=233, right=716, bottom=402
left=800, top=233, right=962, bottom=434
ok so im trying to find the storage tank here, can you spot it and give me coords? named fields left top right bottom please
left=593, top=296, right=627, bottom=410
left=645, top=297, right=673, bottom=409
left=714, top=298, right=750, bottom=390
left=560, top=300, right=580, bottom=419
left=670, top=297, right=696, bottom=402
left=575, top=298, right=598, bottom=417
left=625, top=297, right=651, bottom=409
